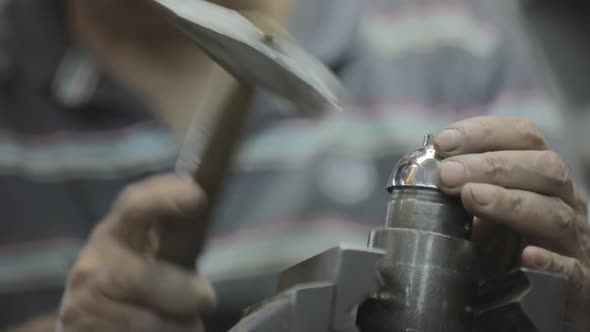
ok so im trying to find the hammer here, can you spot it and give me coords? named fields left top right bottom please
left=150, top=0, right=345, bottom=269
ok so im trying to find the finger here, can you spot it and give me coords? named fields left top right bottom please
left=434, top=116, right=548, bottom=157
left=461, top=183, right=578, bottom=254
left=59, top=290, right=203, bottom=332
left=96, top=256, right=216, bottom=318
left=94, top=300, right=204, bottom=332
left=437, top=150, right=575, bottom=205
left=103, top=175, right=208, bottom=249
left=523, top=247, right=590, bottom=327
left=521, top=246, right=587, bottom=294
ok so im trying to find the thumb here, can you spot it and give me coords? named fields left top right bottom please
left=104, top=175, right=208, bottom=253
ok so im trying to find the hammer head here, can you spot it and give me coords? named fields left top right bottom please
left=152, top=0, right=345, bottom=113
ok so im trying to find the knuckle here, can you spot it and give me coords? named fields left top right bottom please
left=554, top=201, right=578, bottom=237
left=193, top=185, right=208, bottom=208
left=507, top=191, right=525, bottom=215
left=67, top=266, right=96, bottom=290
left=483, top=154, right=510, bottom=181
left=58, top=301, right=84, bottom=327
left=539, top=151, right=570, bottom=186
left=186, top=280, right=214, bottom=311
left=170, top=188, right=208, bottom=219
left=474, top=116, right=493, bottom=134
left=65, top=246, right=105, bottom=291
left=452, top=123, right=469, bottom=137
left=572, top=189, right=589, bottom=216
left=115, top=184, right=146, bottom=214
left=100, top=261, right=142, bottom=298
left=88, top=221, right=116, bottom=242
left=569, top=260, right=586, bottom=293
left=115, top=269, right=141, bottom=296
left=515, top=118, right=547, bottom=148
left=471, top=117, right=494, bottom=141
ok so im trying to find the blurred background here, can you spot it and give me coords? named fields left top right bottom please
left=514, top=0, right=590, bottom=178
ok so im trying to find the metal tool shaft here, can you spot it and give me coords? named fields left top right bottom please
left=358, top=188, right=476, bottom=332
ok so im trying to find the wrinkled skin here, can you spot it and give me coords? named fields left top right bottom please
left=434, top=116, right=590, bottom=329
left=56, top=176, right=215, bottom=332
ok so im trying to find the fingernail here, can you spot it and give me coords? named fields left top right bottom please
left=435, top=128, right=463, bottom=153
left=534, top=253, right=550, bottom=269
left=469, top=185, right=496, bottom=206
left=440, top=161, right=467, bottom=188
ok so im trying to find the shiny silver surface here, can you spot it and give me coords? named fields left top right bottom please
left=152, top=0, right=345, bottom=113
left=387, top=134, right=442, bottom=192
left=361, top=135, right=476, bottom=332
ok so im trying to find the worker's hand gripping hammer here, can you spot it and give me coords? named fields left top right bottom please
left=149, top=0, right=345, bottom=269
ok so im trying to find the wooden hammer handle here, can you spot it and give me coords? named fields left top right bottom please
left=156, top=82, right=255, bottom=269
left=154, top=10, right=287, bottom=269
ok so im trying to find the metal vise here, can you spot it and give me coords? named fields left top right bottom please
left=227, top=135, right=587, bottom=332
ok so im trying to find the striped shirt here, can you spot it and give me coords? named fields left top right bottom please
left=0, top=0, right=178, bottom=326
left=0, top=0, right=584, bottom=329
